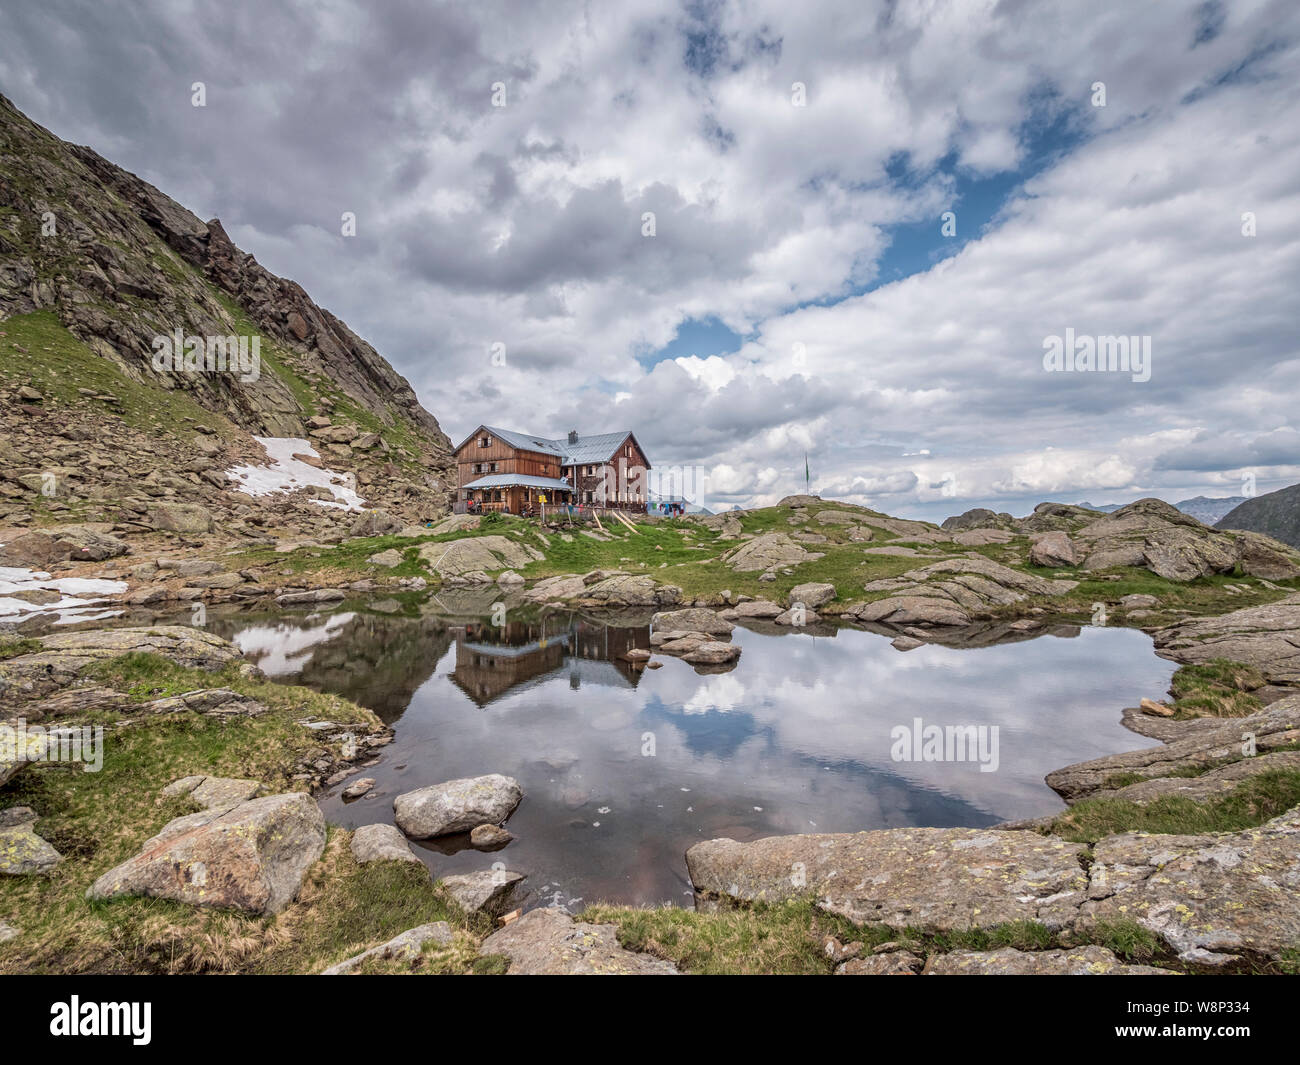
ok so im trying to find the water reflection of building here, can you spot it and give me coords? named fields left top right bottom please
left=451, top=614, right=650, bottom=707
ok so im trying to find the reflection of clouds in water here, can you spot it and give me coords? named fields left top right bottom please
left=232, top=612, right=356, bottom=676
left=704, top=626, right=1170, bottom=819
left=682, top=673, right=746, bottom=714
left=262, top=612, right=1176, bottom=906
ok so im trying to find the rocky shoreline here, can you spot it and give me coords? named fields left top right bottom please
left=3, top=581, right=1298, bottom=973
left=3, top=493, right=1300, bottom=974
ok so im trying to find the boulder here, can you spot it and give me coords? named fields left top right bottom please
left=650, top=607, right=734, bottom=636
left=788, top=582, right=836, bottom=608
left=0, top=819, right=62, bottom=876
left=1233, top=531, right=1300, bottom=581
left=322, top=922, right=454, bottom=975
left=349, top=510, right=404, bottom=537
left=813, top=509, right=863, bottom=525
left=575, top=574, right=682, bottom=608
left=366, top=549, right=404, bottom=568
left=953, top=528, right=1015, bottom=546
left=723, top=533, right=823, bottom=573
left=855, top=595, right=971, bottom=627
left=0, top=730, right=45, bottom=788
left=478, top=908, right=678, bottom=975
left=341, top=777, right=375, bottom=800
left=417, top=535, right=542, bottom=578
left=1120, top=593, right=1159, bottom=610
left=160, top=775, right=262, bottom=809
left=275, top=588, right=346, bottom=605
left=942, top=508, right=1016, bottom=532
left=439, top=869, right=525, bottom=916
left=1029, top=532, right=1077, bottom=567
left=0, top=525, right=129, bottom=566
left=86, top=793, right=326, bottom=914
left=147, top=502, right=213, bottom=534
left=470, top=824, right=513, bottom=848
left=686, top=829, right=1089, bottom=932
left=732, top=599, right=783, bottom=619
left=350, top=822, right=423, bottom=866
left=393, top=774, right=522, bottom=839
left=681, top=641, right=741, bottom=665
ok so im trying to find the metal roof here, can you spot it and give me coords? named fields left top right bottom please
left=461, top=425, right=641, bottom=466
left=559, top=430, right=636, bottom=465
left=479, top=426, right=567, bottom=457
left=461, top=473, right=575, bottom=491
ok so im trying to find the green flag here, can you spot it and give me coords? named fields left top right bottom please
left=804, top=452, right=810, bottom=493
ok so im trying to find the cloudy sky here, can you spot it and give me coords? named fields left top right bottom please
left=2, top=0, right=1297, bottom=518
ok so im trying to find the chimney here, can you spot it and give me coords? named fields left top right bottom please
left=567, top=429, right=578, bottom=445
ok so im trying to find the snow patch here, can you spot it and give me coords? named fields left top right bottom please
left=0, top=566, right=129, bottom=625
left=225, top=437, right=366, bottom=511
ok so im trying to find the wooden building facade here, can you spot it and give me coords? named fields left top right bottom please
left=453, top=425, right=651, bottom=514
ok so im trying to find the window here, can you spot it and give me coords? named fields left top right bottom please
left=490, top=462, right=498, bottom=472
left=478, top=435, right=491, bottom=448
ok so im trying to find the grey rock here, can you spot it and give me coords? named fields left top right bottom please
left=788, top=582, right=836, bottom=608
left=479, top=908, right=678, bottom=974
left=440, top=869, right=525, bottom=916
left=1046, top=695, right=1300, bottom=802
left=687, top=829, right=1089, bottom=932
left=322, top=922, right=454, bottom=974
left=87, top=793, right=325, bottom=914
left=923, top=946, right=1172, bottom=975
left=0, top=822, right=62, bottom=876
left=650, top=607, right=734, bottom=636
left=394, top=774, right=522, bottom=839
left=350, top=822, right=423, bottom=866
left=1080, top=808, right=1300, bottom=965
left=160, top=775, right=262, bottom=809
left=470, top=823, right=513, bottom=848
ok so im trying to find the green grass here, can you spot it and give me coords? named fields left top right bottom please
left=1048, top=769, right=1300, bottom=843
left=1167, top=659, right=1266, bottom=718
left=1083, top=918, right=1164, bottom=964
left=0, top=648, right=498, bottom=975
left=0, top=636, right=42, bottom=661
left=583, top=899, right=1184, bottom=974
left=582, top=899, right=875, bottom=975
left=0, top=310, right=225, bottom=437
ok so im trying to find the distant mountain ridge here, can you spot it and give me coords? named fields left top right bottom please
left=1216, top=483, right=1300, bottom=549
left=1177, top=495, right=1249, bottom=526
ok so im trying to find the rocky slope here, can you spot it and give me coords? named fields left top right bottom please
left=1217, top=482, right=1300, bottom=549
left=0, top=93, right=454, bottom=536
